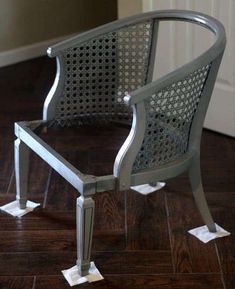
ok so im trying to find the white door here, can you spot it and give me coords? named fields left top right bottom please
left=142, top=0, right=235, bottom=137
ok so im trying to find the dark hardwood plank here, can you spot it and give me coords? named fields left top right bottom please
left=44, top=170, right=78, bottom=211
left=207, top=192, right=235, bottom=214
left=0, top=194, right=125, bottom=251
left=7, top=153, right=51, bottom=197
left=0, top=252, right=76, bottom=276
left=126, top=189, right=170, bottom=250
left=0, top=251, right=172, bottom=276
left=0, top=210, right=75, bottom=230
left=93, top=191, right=125, bottom=231
left=0, top=229, right=125, bottom=252
left=166, top=190, right=220, bottom=273
left=0, top=200, right=125, bottom=251
left=35, top=276, right=70, bottom=289
left=223, top=275, right=235, bottom=289
left=0, top=276, right=34, bottom=289
left=41, top=126, right=125, bottom=210
left=27, top=153, right=51, bottom=197
left=216, top=231, right=235, bottom=276
left=93, top=230, right=126, bottom=251
left=163, top=173, right=191, bottom=195
left=0, top=230, right=76, bottom=252
left=165, top=130, right=235, bottom=194
left=0, top=131, right=14, bottom=194
left=208, top=192, right=235, bottom=289
left=200, top=131, right=235, bottom=193
left=35, top=274, right=224, bottom=289
left=37, top=124, right=129, bottom=177
left=93, top=251, right=173, bottom=274
left=92, top=190, right=126, bottom=250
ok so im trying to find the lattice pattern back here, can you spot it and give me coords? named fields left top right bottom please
left=133, top=64, right=211, bottom=172
left=52, top=20, right=153, bottom=126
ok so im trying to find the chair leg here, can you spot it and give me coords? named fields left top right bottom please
left=76, top=195, right=95, bottom=276
left=188, top=156, right=216, bottom=232
left=14, top=139, right=30, bottom=209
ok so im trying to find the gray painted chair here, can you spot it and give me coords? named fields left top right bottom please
left=14, top=10, right=226, bottom=276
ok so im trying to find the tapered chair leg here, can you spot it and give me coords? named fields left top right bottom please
left=188, top=156, right=216, bottom=232
left=76, top=196, right=95, bottom=276
left=14, top=139, right=30, bottom=209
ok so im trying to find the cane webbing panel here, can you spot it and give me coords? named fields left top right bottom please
left=52, top=20, right=153, bottom=127
left=133, top=64, right=211, bottom=172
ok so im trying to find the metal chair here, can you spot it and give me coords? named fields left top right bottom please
left=14, top=10, right=226, bottom=276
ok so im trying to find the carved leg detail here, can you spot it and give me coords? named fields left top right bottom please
left=189, top=156, right=216, bottom=232
left=14, top=139, right=30, bottom=209
left=76, top=196, right=95, bottom=276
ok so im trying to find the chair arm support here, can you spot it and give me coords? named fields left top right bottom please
left=113, top=103, right=146, bottom=190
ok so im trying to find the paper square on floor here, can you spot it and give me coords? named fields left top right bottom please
left=0, top=200, right=40, bottom=217
left=188, top=223, right=230, bottom=243
left=62, top=262, right=104, bottom=286
left=131, top=182, right=166, bottom=195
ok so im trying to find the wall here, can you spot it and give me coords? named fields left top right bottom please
left=0, top=0, right=117, bottom=66
left=118, top=0, right=142, bottom=18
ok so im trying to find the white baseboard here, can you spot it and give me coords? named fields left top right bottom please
left=0, top=34, right=75, bottom=67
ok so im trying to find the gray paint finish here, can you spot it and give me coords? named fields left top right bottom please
left=14, top=10, right=226, bottom=276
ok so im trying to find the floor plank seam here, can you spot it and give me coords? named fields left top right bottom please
left=124, top=190, right=128, bottom=249
left=32, top=276, right=36, bottom=289
left=42, top=166, right=53, bottom=208
left=163, top=191, right=176, bottom=274
left=31, top=272, right=224, bottom=277
left=6, top=168, right=14, bottom=194
left=215, top=242, right=227, bottom=289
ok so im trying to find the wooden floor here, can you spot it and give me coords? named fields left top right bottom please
left=0, top=57, right=235, bottom=289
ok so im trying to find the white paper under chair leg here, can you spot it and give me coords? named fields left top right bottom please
left=0, top=200, right=40, bottom=217
left=62, top=262, right=104, bottom=286
left=188, top=223, right=230, bottom=243
left=131, top=182, right=166, bottom=195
